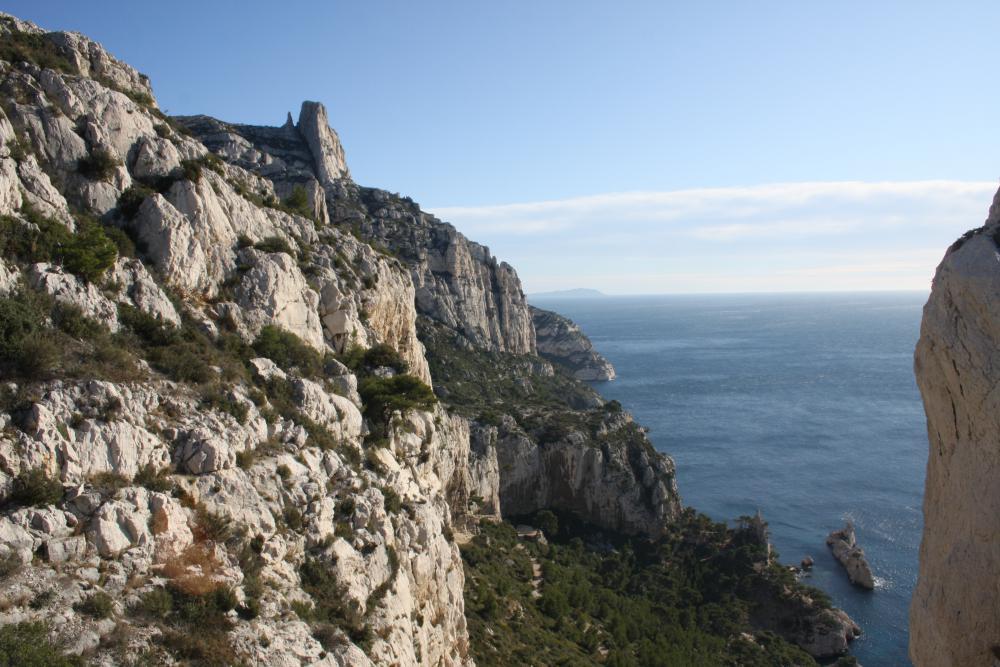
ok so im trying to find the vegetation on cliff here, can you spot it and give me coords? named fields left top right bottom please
left=462, top=511, right=838, bottom=666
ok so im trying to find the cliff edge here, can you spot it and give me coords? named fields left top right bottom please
left=911, top=185, right=1000, bottom=666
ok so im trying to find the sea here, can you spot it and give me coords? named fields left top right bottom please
left=529, top=292, right=928, bottom=667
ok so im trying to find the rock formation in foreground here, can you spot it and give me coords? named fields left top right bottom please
left=911, top=185, right=1000, bottom=667
left=826, top=522, right=875, bottom=590
left=530, top=305, right=616, bottom=381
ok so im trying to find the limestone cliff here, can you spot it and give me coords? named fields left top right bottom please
left=0, top=11, right=857, bottom=665
left=0, top=14, right=460, bottom=664
left=530, top=305, right=616, bottom=381
left=910, top=185, right=1000, bottom=667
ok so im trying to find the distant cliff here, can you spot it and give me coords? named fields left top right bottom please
left=910, top=186, right=1000, bottom=666
left=531, top=305, right=616, bottom=381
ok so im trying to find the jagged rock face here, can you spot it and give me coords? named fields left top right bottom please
left=0, top=14, right=462, bottom=664
left=482, top=412, right=681, bottom=537
left=911, top=186, right=1000, bottom=667
left=530, top=305, right=616, bottom=381
left=332, top=184, right=537, bottom=355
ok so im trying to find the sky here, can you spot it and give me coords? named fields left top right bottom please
left=6, top=1, right=1000, bottom=293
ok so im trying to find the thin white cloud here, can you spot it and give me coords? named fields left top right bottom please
left=425, top=180, right=998, bottom=293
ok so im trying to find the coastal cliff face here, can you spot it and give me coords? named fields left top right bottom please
left=0, top=12, right=859, bottom=665
left=530, top=305, right=616, bottom=381
left=0, top=13, right=688, bottom=664
left=911, top=186, right=1000, bottom=667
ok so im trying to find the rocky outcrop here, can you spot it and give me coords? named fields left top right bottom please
left=480, top=411, right=680, bottom=538
left=826, top=522, right=875, bottom=590
left=531, top=305, right=615, bottom=381
left=333, top=185, right=537, bottom=355
left=910, top=185, right=1000, bottom=667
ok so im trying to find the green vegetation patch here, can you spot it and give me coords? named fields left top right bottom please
left=0, top=622, right=84, bottom=666
left=463, top=512, right=825, bottom=667
left=0, top=20, right=78, bottom=74
left=0, top=205, right=118, bottom=283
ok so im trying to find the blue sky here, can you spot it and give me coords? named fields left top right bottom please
left=6, top=1, right=1000, bottom=293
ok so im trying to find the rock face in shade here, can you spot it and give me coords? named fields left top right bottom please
left=826, top=522, right=875, bottom=590
left=531, top=305, right=616, bottom=381
left=328, top=184, right=538, bottom=355
left=910, top=184, right=1000, bottom=667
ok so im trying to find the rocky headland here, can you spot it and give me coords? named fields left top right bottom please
left=910, top=185, right=1000, bottom=666
left=0, top=12, right=857, bottom=665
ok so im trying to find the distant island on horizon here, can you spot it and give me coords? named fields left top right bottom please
left=528, top=288, right=607, bottom=299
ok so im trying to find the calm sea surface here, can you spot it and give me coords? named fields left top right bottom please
left=531, top=292, right=928, bottom=666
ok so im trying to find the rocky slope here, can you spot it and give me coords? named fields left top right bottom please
left=0, top=12, right=860, bottom=665
left=530, top=305, right=615, bottom=381
left=0, top=12, right=691, bottom=665
left=910, top=185, right=1000, bottom=667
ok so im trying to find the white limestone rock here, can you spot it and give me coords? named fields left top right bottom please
left=910, top=188, right=1000, bottom=667
left=27, top=263, right=119, bottom=331
left=297, top=101, right=350, bottom=184
left=106, top=256, right=180, bottom=325
left=826, top=522, right=875, bottom=590
left=234, top=250, right=325, bottom=349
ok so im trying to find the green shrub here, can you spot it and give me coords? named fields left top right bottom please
left=77, top=149, right=120, bottom=181
left=0, top=291, right=47, bottom=362
left=53, top=303, right=103, bottom=340
left=74, top=591, right=114, bottom=619
left=88, top=471, right=129, bottom=498
left=284, top=186, right=312, bottom=218
left=0, top=621, right=83, bottom=667
left=10, top=468, right=63, bottom=507
left=359, top=375, right=437, bottom=437
left=0, top=21, right=78, bottom=74
left=138, top=587, right=173, bottom=619
left=116, top=185, right=154, bottom=220
left=0, top=207, right=117, bottom=283
left=253, top=236, right=295, bottom=256
left=252, top=325, right=322, bottom=375
left=178, top=154, right=224, bottom=183
left=199, top=384, right=249, bottom=424
left=60, top=220, right=118, bottom=282
left=362, top=344, right=408, bottom=373
left=134, top=464, right=173, bottom=493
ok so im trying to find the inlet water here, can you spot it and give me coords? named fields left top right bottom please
left=531, top=292, right=927, bottom=666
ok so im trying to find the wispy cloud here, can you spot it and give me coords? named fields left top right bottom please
left=426, top=180, right=997, bottom=293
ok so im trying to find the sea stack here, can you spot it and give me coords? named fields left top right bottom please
left=826, top=522, right=875, bottom=590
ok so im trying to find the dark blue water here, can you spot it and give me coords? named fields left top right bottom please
left=531, top=292, right=927, bottom=666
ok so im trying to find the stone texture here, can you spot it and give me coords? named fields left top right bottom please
left=910, top=185, right=1000, bottom=667
left=531, top=305, right=616, bottom=381
left=826, top=522, right=875, bottom=590
left=27, top=263, right=119, bottom=331
left=486, top=412, right=681, bottom=538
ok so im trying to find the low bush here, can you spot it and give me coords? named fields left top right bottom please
left=252, top=325, right=323, bottom=376
left=254, top=236, right=295, bottom=256
left=77, top=149, right=120, bottom=181
left=134, top=464, right=173, bottom=493
left=10, top=468, right=63, bottom=507
left=283, top=185, right=313, bottom=218
left=0, top=21, right=77, bottom=74
left=359, top=374, right=437, bottom=438
left=74, top=591, right=115, bottom=619
left=116, top=184, right=154, bottom=220
left=0, top=208, right=117, bottom=283
left=362, top=343, right=408, bottom=373
left=0, top=621, right=83, bottom=666
left=61, top=219, right=118, bottom=282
